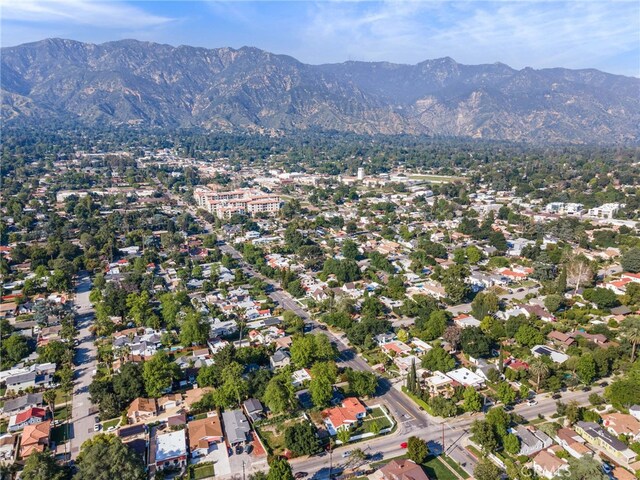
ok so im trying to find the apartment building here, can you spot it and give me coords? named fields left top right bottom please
left=193, top=187, right=281, bottom=219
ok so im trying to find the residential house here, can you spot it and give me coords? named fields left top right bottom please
left=4, top=363, right=55, bottom=393
left=155, top=429, right=187, bottom=471
left=555, top=428, right=593, bottom=459
left=381, top=340, right=412, bottom=357
left=157, top=394, right=182, bottom=412
left=602, top=413, right=640, bottom=442
left=453, top=314, right=481, bottom=329
left=532, top=450, right=569, bottom=479
left=222, top=409, right=251, bottom=446
left=410, top=338, right=433, bottom=357
left=374, top=333, right=395, bottom=346
left=446, top=368, right=485, bottom=389
left=8, top=407, right=47, bottom=432
left=531, top=345, right=569, bottom=364
left=292, top=368, right=312, bottom=388
left=575, top=421, right=637, bottom=465
left=511, top=425, right=553, bottom=456
left=629, top=405, right=640, bottom=421
left=2, top=393, right=43, bottom=416
left=243, top=398, right=264, bottom=423
left=20, top=420, right=51, bottom=458
left=322, top=398, right=367, bottom=436
left=187, top=415, right=224, bottom=458
left=547, top=331, right=575, bottom=351
left=127, top=398, right=158, bottom=424
left=370, top=459, right=430, bottom=480
left=270, top=349, right=291, bottom=370
left=423, top=371, right=455, bottom=398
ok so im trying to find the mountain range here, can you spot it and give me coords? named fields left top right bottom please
left=2, top=38, right=639, bottom=144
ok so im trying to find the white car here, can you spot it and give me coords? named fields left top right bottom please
left=527, top=400, right=538, bottom=406
left=342, top=451, right=351, bottom=458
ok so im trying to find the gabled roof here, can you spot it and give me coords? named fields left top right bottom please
left=15, top=407, right=47, bottom=424
left=187, top=416, right=223, bottom=451
left=379, top=459, right=430, bottom=480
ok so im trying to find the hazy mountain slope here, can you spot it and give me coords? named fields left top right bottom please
left=2, top=38, right=639, bottom=143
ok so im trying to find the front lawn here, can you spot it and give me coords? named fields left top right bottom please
left=192, top=463, right=215, bottom=479
left=423, top=456, right=458, bottom=480
left=54, top=405, right=71, bottom=421
left=102, top=418, right=120, bottom=429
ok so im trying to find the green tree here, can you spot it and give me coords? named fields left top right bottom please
left=576, top=353, right=597, bottom=385
left=460, top=327, right=492, bottom=358
left=529, top=357, right=550, bottom=393
left=368, top=420, right=381, bottom=435
left=463, top=386, right=483, bottom=412
left=622, top=316, right=640, bottom=361
left=621, top=248, right=640, bottom=273
left=21, top=450, right=71, bottom=480
left=337, top=427, right=351, bottom=444
left=309, top=361, right=337, bottom=408
left=515, top=324, right=544, bottom=347
left=566, top=456, right=609, bottom=480
left=421, top=345, right=455, bottom=372
left=406, top=436, right=429, bottom=464
left=284, top=423, right=320, bottom=456
left=544, top=294, right=565, bottom=313
left=471, top=292, right=500, bottom=320
left=112, top=362, right=145, bottom=406
left=263, top=374, right=296, bottom=414
left=142, top=351, right=179, bottom=397
left=347, top=370, right=378, bottom=398
left=126, top=291, right=159, bottom=328
left=496, top=382, right=517, bottom=405
left=474, top=459, right=503, bottom=480
left=3, top=333, right=32, bottom=364
left=179, top=310, right=209, bottom=346
left=76, top=434, right=146, bottom=480
left=503, top=433, right=520, bottom=455
left=471, top=420, right=499, bottom=453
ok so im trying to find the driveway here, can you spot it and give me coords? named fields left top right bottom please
left=69, top=273, right=99, bottom=459
left=192, top=442, right=231, bottom=477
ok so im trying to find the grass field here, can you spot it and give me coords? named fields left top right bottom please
left=423, top=456, right=459, bottom=480
left=192, top=463, right=215, bottom=479
left=258, top=417, right=306, bottom=455
left=102, top=418, right=120, bottom=429
left=441, top=455, right=470, bottom=479
left=54, top=405, right=71, bottom=420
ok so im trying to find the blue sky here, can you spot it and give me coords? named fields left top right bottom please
left=2, top=1, right=639, bottom=76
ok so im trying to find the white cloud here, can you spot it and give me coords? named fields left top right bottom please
left=295, top=0, right=639, bottom=75
left=0, top=0, right=173, bottom=29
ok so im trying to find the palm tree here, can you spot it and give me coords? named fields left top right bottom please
left=529, top=357, right=550, bottom=393
left=43, top=390, right=58, bottom=417
left=622, top=316, right=640, bottom=361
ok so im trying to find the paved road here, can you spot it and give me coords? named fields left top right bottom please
left=289, top=385, right=603, bottom=479
left=69, top=273, right=99, bottom=459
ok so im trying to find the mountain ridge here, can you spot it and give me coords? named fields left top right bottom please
left=2, top=38, right=639, bottom=144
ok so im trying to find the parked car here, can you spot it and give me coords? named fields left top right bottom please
left=527, top=400, right=538, bottom=406
left=94, top=424, right=101, bottom=431
left=342, top=451, right=351, bottom=458
left=245, top=445, right=253, bottom=455
left=600, top=381, right=609, bottom=387
left=400, top=442, right=408, bottom=449
left=552, top=394, right=562, bottom=400
left=235, top=445, right=243, bottom=455
left=582, top=386, right=592, bottom=392
left=294, top=472, right=308, bottom=479
left=602, top=463, right=612, bottom=474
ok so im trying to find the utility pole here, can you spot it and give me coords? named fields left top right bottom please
left=242, top=460, right=246, bottom=480
left=329, top=439, right=333, bottom=478
left=442, top=423, right=445, bottom=454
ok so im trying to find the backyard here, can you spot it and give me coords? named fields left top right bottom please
left=257, top=416, right=307, bottom=455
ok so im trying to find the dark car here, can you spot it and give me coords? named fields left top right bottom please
left=552, top=393, right=562, bottom=399
left=504, top=405, right=514, bottom=411
left=600, top=381, right=608, bottom=387
left=318, top=325, right=327, bottom=331
left=235, top=445, right=243, bottom=455
left=245, top=445, right=253, bottom=455
left=294, top=473, right=308, bottom=479
left=582, top=386, right=592, bottom=392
